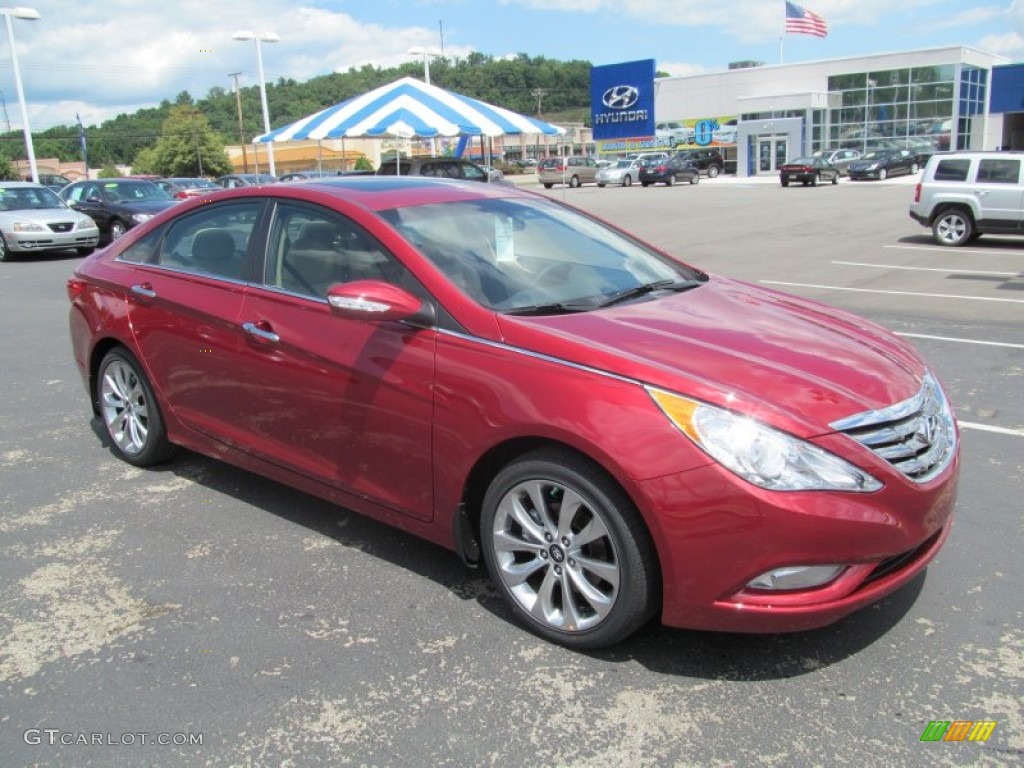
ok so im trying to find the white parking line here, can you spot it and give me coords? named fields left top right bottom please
left=833, top=261, right=1020, bottom=277
left=959, top=421, right=1024, bottom=437
left=896, top=332, right=1024, bottom=349
left=760, top=281, right=1024, bottom=304
left=884, top=244, right=1023, bottom=256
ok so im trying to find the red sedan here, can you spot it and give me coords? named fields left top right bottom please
left=67, top=177, right=958, bottom=649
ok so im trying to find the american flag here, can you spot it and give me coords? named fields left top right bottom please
left=785, top=1, right=828, bottom=38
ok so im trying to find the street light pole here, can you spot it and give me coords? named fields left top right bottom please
left=189, top=109, right=203, bottom=176
left=233, top=31, right=279, bottom=176
left=406, top=46, right=441, bottom=86
left=1, top=6, right=40, bottom=183
left=228, top=72, right=249, bottom=173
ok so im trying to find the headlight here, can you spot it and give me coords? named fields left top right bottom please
left=131, top=213, right=153, bottom=224
left=12, top=220, right=46, bottom=232
left=647, top=388, right=883, bottom=492
left=74, top=218, right=95, bottom=231
left=867, top=163, right=880, bottom=170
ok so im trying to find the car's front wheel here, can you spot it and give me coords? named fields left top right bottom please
left=878, top=168, right=888, bottom=181
left=480, top=448, right=659, bottom=649
left=831, top=173, right=839, bottom=185
left=932, top=209, right=974, bottom=247
left=109, top=220, right=128, bottom=240
left=623, top=175, right=632, bottom=187
left=97, top=348, right=175, bottom=466
left=0, top=234, right=10, bottom=262
left=689, top=174, right=699, bottom=185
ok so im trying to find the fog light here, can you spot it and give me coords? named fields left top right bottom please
left=747, top=565, right=845, bottom=591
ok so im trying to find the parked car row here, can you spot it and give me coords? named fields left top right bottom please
left=556, top=149, right=727, bottom=189
left=780, top=147, right=923, bottom=188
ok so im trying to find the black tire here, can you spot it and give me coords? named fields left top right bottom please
left=623, top=175, right=632, bottom=187
left=781, top=179, right=789, bottom=187
left=666, top=175, right=675, bottom=187
left=569, top=175, right=581, bottom=188
left=480, top=447, right=659, bottom=649
left=878, top=168, right=888, bottom=181
left=0, top=234, right=10, bottom=262
left=641, top=182, right=650, bottom=187
left=597, top=183, right=606, bottom=188
left=810, top=174, right=818, bottom=187
left=109, top=220, right=128, bottom=240
left=707, top=165, right=720, bottom=179
left=931, top=209, right=974, bottom=247
left=911, top=162, right=920, bottom=174
left=689, top=174, right=699, bottom=185
left=543, top=183, right=553, bottom=189
left=96, top=347, right=175, bottom=466
left=77, top=246, right=96, bottom=256
left=831, top=173, right=839, bottom=185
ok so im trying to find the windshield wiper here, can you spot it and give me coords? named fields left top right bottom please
left=500, top=301, right=596, bottom=316
left=597, top=277, right=705, bottom=308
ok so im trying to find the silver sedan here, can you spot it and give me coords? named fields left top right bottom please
left=0, top=182, right=99, bottom=261
left=596, top=158, right=645, bottom=187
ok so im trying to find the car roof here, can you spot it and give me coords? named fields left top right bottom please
left=0, top=181, right=51, bottom=189
left=172, top=176, right=526, bottom=214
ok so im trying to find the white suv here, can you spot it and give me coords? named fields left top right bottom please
left=909, top=151, right=1024, bottom=246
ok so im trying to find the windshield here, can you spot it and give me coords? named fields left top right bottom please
left=787, top=157, right=816, bottom=165
left=381, top=197, right=702, bottom=312
left=0, top=186, right=67, bottom=211
left=103, top=182, right=173, bottom=202
left=613, top=160, right=632, bottom=169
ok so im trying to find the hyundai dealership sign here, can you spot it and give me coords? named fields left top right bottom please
left=591, top=59, right=655, bottom=140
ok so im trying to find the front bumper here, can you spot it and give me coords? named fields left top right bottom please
left=636, top=455, right=958, bottom=633
left=7, top=228, right=100, bottom=253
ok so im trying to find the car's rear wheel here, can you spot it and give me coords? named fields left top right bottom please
left=480, top=448, right=659, bottom=649
left=623, top=175, right=632, bottom=187
left=707, top=165, right=720, bottom=179
left=597, top=183, right=606, bottom=188
left=690, top=174, right=699, bottom=185
left=911, top=162, right=920, bottom=174
left=666, top=175, right=675, bottom=187
left=831, top=173, right=839, bottom=185
left=641, top=182, right=650, bottom=187
left=810, top=174, right=818, bottom=187
left=781, top=178, right=789, bottom=187
left=569, top=175, right=581, bottom=188
left=97, top=348, right=175, bottom=466
left=543, top=183, right=553, bottom=189
left=932, top=209, right=973, bottom=247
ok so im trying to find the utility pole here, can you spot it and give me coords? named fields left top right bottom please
left=438, top=20, right=444, bottom=56
left=0, top=90, right=9, bottom=132
left=531, top=87, right=547, bottom=117
left=229, top=72, right=250, bottom=173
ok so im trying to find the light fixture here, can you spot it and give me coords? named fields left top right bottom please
left=233, top=30, right=280, bottom=176
left=1, top=6, right=40, bottom=183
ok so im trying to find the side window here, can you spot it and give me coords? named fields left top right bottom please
left=933, top=159, right=971, bottom=182
left=462, top=163, right=486, bottom=182
left=264, top=203, right=413, bottom=300
left=153, top=202, right=262, bottom=280
left=64, top=185, right=85, bottom=203
left=569, top=157, right=580, bottom=167
left=977, top=159, right=1020, bottom=184
left=118, top=228, right=163, bottom=265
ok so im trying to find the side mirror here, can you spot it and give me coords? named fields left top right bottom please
left=326, top=280, right=426, bottom=324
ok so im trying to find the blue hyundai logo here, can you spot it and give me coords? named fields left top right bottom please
left=602, top=85, right=639, bottom=110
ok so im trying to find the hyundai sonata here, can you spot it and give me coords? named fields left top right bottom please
left=67, top=177, right=958, bottom=649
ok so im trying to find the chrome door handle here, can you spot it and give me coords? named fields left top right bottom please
left=242, top=321, right=280, bottom=343
left=130, top=283, right=156, bottom=299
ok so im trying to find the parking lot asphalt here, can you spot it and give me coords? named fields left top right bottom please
left=1, top=178, right=1021, bottom=767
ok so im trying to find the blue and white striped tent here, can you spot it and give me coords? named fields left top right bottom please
left=253, top=76, right=564, bottom=143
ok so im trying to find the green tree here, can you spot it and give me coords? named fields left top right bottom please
left=135, top=106, right=231, bottom=177
left=354, top=156, right=373, bottom=171
left=97, top=164, right=122, bottom=178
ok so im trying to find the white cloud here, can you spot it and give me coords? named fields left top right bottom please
left=978, top=32, right=1024, bottom=55
left=656, top=61, right=707, bottom=78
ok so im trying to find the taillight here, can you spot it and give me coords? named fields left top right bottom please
left=67, top=277, right=87, bottom=301
left=175, top=191, right=189, bottom=200
left=914, top=182, right=922, bottom=203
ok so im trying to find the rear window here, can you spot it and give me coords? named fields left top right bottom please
left=538, top=159, right=561, bottom=170
left=933, top=159, right=971, bottom=182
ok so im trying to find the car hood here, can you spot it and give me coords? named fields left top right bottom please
left=495, top=276, right=925, bottom=437
left=112, top=200, right=177, bottom=214
left=0, top=207, right=94, bottom=227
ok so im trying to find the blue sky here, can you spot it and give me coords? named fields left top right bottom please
left=0, top=0, right=1018, bottom=130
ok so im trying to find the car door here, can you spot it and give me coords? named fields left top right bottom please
left=973, top=157, right=1024, bottom=231
left=117, top=199, right=265, bottom=444
left=65, top=181, right=112, bottom=234
left=233, top=200, right=436, bottom=521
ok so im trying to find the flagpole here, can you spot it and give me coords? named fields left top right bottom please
left=780, top=5, right=785, bottom=64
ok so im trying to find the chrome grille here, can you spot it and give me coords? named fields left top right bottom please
left=48, top=222, right=74, bottom=233
left=831, top=374, right=957, bottom=483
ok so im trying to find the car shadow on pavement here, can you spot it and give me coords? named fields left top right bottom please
left=92, top=422, right=926, bottom=680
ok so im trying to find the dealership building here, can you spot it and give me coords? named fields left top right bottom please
left=595, top=46, right=1024, bottom=178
